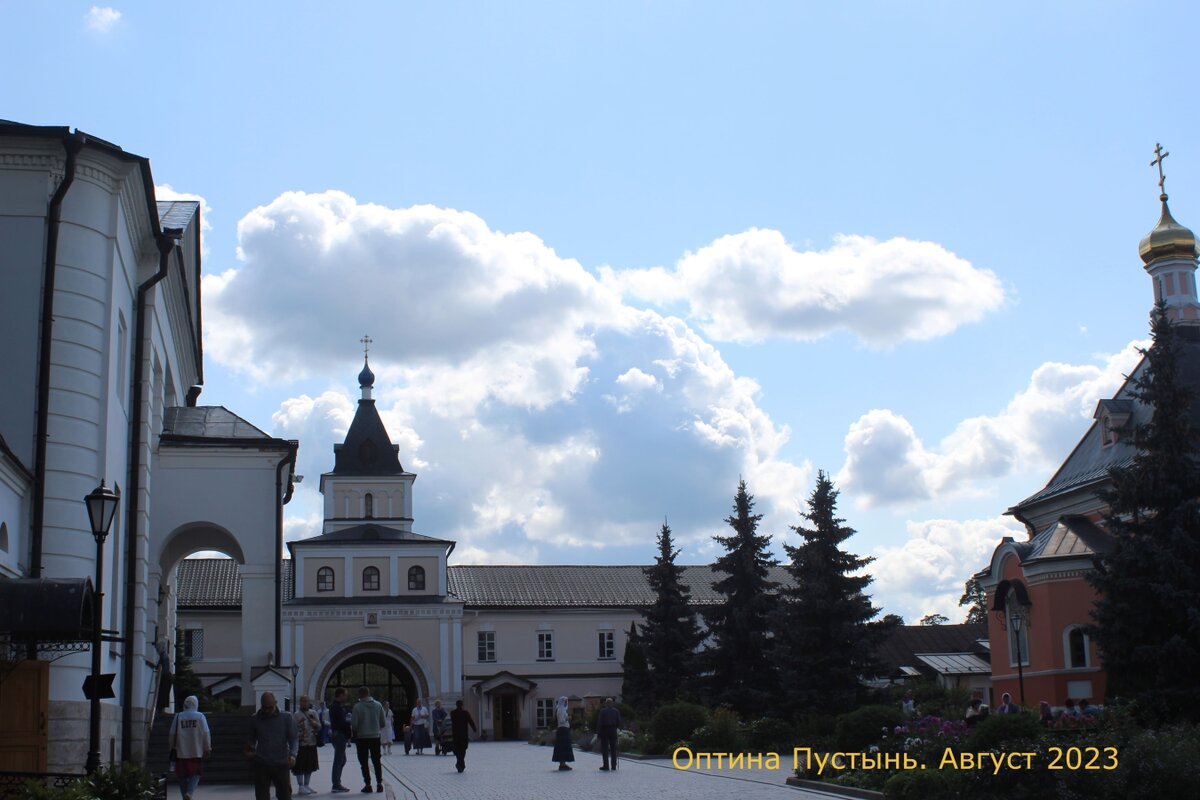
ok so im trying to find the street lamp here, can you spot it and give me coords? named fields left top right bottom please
left=291, top=663, right=299, bottom=712
left=1009, top=607, right=1028, bottom=707
left=84, top=480, right=120, bottom=775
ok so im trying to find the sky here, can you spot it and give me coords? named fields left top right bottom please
left=4, top=1, right=1199, bottom=623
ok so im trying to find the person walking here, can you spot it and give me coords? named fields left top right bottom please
left=245, top=692, right=298, bottom=800
left=381, top=701, right=394, bottom=755
left=596, top=697, right=622, bottom=771
left=328, top=688, right=353, bottom=793
left=448, top=699, right=476, bottom=773
left=550, top=696, right=574, bottom=771
left=351, top=686, right=386, bottom=794
left=410, top=698, right=431, bottom=754
left=292, top=695, right=322, bottom=795
left=169, top=695, right=211, bottom=800
left=430, top=700, right=448, bottom=755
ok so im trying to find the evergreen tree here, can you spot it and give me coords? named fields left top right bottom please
left=173, top=631, right=204, bottom=708
left=700, top=480, right=778, bottom=717
left=640, top=522, right=704, bottom=704
left=959, top=575, right=988, bottom=624
left=776, top=471, right=884, bottom=716
left=620, top=621, right=652, bottom=712
left=1089, top=308, right=1200, bottom=723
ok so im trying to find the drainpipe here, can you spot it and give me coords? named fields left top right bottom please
left=30, top=131, right=85, bottom=579
left=275, top=442, right=298, bottom=660
left=120, top=229, right=181, bottom=760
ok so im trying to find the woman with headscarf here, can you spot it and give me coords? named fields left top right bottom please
left=168, top=695, right=211, bottom=800
left=550, top=696, right=574, bottom=771
left=292, top=694, right=322, bottom=794
left=410, top=697, right=432, bottom=754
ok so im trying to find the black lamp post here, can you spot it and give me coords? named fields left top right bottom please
left=1009, top=607, right=1028, bottom=707
left=291, top=663, right=299, bottom=712
left=84, top=480, right=120, bottom=775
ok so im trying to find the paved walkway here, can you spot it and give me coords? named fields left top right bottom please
left=185, top=742, right=844, bottom=800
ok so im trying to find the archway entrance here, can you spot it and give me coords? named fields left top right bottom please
left=324, top=653, right=417, bottom=714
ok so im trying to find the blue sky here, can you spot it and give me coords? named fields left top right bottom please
left=5, top=2, right=1198, bottom=622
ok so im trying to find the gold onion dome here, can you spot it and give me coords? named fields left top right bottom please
left=1140, top=195, right=1198, bottom=264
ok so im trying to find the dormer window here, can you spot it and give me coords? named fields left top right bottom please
left=362, top=566, right=381, bottom=592
left=317, top=566, right=335, bottom=593
left=364, top=493, right=374, bottom=519
left=408, top=565, right=426, bottom=591
left=1094, top=399, right=1133, bottom=448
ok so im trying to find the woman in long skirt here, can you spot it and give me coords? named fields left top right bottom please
left=411, top=698, right=432, bottom=754
left=550, top=696, right=574, bottom=771
left=381, top=701, right=395, bottom=755
left=292, top=695, right=322, bottom=795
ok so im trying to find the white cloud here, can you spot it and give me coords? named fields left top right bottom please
left=85, top=6, right=121, bottom=33
left=602, top=229, right=1005, bottom=346
left=838, top=340, right=1147, bottom=507
left=209, top=191, right=813, bottom=558
left=155, top=184, right=213, bottom=258
left=872, top=517, right=1025, bottom=623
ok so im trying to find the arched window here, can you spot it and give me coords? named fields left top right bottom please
left=1066, top=627, right=1089, bottom=668
left=362, top=566, right=381, bottom=592
left=364, top=493, right=374, bottom=519
left=408, top=565, right=426, bottom=591
left=317, top=566, right=335, bottom=593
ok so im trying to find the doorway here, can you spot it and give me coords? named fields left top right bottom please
left=491, top=694, right=519, bottom=740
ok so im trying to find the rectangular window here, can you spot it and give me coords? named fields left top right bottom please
left=1008, top=623, right=1030, bottom=668
left=183, top=629, right=204, bottom=661
left=537, top=631, right=554, bottom=661
left=478, top=631, right=496, bottom=663
left=597, top=631, right=615, bottom=660
left=535, top=698, right=555, bottom=729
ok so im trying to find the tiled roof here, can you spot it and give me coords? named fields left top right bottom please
left=175, top=559, right=790, bottom=610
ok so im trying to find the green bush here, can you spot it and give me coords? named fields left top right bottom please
left=690, top=707, right=746, bottom=753
left=1115, top=724, right=1200, bottom=799
left=967, top=711, right=1043, bottom=752
left=883, top=768, right=954, bottom=800
left=649, top=702, right=709, bottom=752
left=16, top=763, right=159, bottom=800
left=746, top=716, right=796, bottom=752
left=834, top=704, right=906, bottom=752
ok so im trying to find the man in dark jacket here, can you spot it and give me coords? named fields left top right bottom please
left=328, top=687, right=353, bottom=793
left=245, top=692, right=298, bottom=800
left=448, top=699, right=477, bottom=773
left=596, top=697, right=622, bottom=771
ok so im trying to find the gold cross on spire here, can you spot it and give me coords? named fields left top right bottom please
left=1151, top=143, right=1170, bottom=199
left=360, top=334, right=373, bottom=359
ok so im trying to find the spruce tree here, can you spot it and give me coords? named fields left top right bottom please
left=776, top=471, right=884, bottom=716
left=700, top=479, right=778, bottom=717
left=640, top=522, right=704, bottom=704
left=1089, top=308, right=1200, bottom=723
left=620, top=621, right=652, bottom=712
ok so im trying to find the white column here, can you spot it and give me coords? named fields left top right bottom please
left=389, top=556, right=399, bottom=597
left=343, top=555, right=353, bottom=598
left=239, top=563, right=276, bottom=707
left=439, top=621, right=449, bottom=698
left=452, top=620, right=462, bottom=693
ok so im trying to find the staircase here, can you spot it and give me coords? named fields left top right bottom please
left=146, top=712, right=254, bottom=784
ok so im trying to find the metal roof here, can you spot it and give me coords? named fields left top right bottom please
left=157, top=200, right=199, bottom=230
left=174, top=559, right=792, bottom=610
left=162, top=406, right=273, bottom=440
left=914, top=652, right=992, bottom=675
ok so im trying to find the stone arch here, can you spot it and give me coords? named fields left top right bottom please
left=309, top=635, right=435, bottom=705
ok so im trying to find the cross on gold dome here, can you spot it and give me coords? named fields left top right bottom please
left=1152, top=143, right=1170, bottom=199
left=360, top=334, right=372, bottom=359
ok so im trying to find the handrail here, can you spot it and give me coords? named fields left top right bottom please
left=143, top=658, right=162, bottom=761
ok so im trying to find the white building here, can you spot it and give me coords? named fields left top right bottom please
left=0, top=122, right=294, bottom=772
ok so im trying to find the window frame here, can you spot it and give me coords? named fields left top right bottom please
left=537, top=631, right=554, bottom=661
left=408, top=565, right=426, bottom=591
left=597, top=630, right=615, bottom=660
left=535, top=698, right=555, bottom=729
left=478, top=631, right=496, bottom=663
left=316, top=566, right=335, bottom=593
left=362, top=565, right=381, bottom=592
